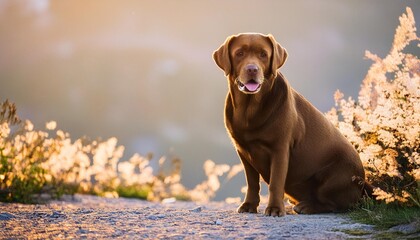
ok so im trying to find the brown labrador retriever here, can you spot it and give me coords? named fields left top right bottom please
left=213, top=33, right=372, bottom=217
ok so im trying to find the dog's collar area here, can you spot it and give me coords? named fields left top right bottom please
left=236, top=79, right=261, bottom=94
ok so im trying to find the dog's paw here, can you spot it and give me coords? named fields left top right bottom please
left=293, top=203, right=309, bottom=214
left=293, top=201, right=326, bottom=214
left=264, top=206, right=286, bottom=217
left=237, top=202, right=258, bottom=213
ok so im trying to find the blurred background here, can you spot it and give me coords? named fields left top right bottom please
left=0, top=0, right=419, bottom=200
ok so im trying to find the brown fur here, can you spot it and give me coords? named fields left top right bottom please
left=213, top=33, right=370, bottom=217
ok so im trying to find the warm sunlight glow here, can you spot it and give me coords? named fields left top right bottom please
left=326, top=7, right=419, bottom=206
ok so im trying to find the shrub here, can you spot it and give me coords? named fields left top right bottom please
left=0, top=100, right=73, bottom=203
left=0, top=99, right=242, bottom=203
left=326, top=7, right=419, bottom=206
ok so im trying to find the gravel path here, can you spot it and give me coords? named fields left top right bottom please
left=0, top=194, right=382, bottom=239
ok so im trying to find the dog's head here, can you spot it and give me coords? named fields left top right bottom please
left=213, top=33, right=287, bottom=94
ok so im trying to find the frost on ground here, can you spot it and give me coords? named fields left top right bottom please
left=0, top=194, right=381, bottom=239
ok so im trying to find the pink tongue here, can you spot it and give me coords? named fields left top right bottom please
left=245, top=82, right=259, bottom=92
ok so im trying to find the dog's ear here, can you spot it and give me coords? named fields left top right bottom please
left=213, top=35, right=235, bottom=76
left=267, top=34, right=288, bottom=76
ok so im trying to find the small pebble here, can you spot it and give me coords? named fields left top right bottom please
left=0, top=212, right=16, bottom=220
left=215, top=219, right=223, bottom=225
left=147, top=214, right=166, bottom=220
left=189, top=206, right=202, bottom=213
left=162, top=198, right=176, bottom=204
left=51, top=211, right=66, bottom=218
left=77, top=228, right=88, bottom=234
left=388, top=221, right=420, bottom=234
left=147, top=215, right=158, bottom=220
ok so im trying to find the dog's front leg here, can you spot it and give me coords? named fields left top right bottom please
left=265, top=150, right=289, bottom=217
left=237, top=152, right=260, bottom=213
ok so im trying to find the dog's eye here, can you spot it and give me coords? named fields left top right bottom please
left=260, top=52, right=267, bottom=58
left=236, top=51, right=244, bottom=57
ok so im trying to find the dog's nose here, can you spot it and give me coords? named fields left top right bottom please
left=246, top=64, right=259, bottom=75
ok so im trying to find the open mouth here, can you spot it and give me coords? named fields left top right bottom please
left=237, top=79, right=261, bottom=93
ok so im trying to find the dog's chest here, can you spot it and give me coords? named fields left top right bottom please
left=229, top=118, right=278, bottom=160
left=227, top=105, right=279, bottom=147
left=230, top=129, right=273, bottom=181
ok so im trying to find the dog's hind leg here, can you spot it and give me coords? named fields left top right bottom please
left=293, top=162, right=363, bottom=214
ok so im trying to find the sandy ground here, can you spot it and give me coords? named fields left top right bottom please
left=0, top=194, right=410, bottom=239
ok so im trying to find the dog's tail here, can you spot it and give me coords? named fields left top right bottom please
left=352, top=176, right=374, bottom=198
